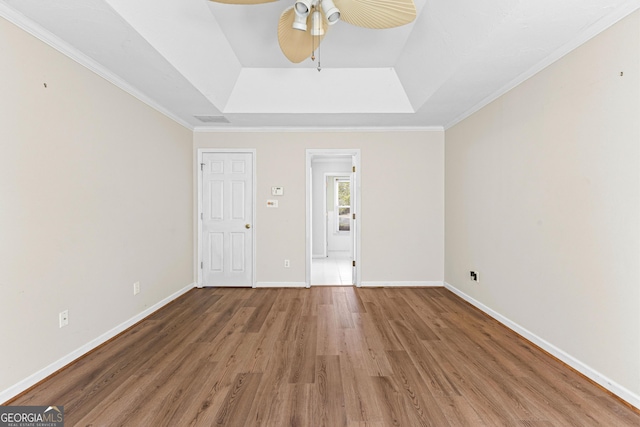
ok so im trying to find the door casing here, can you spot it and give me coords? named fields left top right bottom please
left=306, top=149, right=361, bottom=288
left=197, top=148, right=256, bottom=288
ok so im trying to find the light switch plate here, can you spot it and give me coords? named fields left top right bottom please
left=271, top=187, right=284, bottom=196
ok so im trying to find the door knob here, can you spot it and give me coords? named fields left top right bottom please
left=245, top=224, right=251, bottom=229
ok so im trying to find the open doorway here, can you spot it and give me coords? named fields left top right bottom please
left=306, top=149, right=361, bottom=287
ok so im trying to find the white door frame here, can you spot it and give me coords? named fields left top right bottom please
left=306, top=149, right=361, bottom=288
left=197, top=148, right=257, bottom=288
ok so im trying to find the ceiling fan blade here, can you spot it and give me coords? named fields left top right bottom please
left=333, top=0, right=416, bottom=29
left=278, top=7, right=327, bottom=63
left=209, top=0, right=277, bottom=4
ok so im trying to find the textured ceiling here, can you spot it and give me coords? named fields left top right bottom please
left=1, top=0, right=638, bottom=130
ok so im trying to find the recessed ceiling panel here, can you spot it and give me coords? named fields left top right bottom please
left=224, top=68, right=413, bottom=113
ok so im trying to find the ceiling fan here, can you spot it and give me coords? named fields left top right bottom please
left=209, top=0, right=417, bottom=64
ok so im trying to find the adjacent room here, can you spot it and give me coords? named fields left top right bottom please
left=1, top=0, right=639, bottom=424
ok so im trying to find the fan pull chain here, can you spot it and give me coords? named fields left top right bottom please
left=309, top=17, right=320, bottom=72
left=311, top=35, right=315, bottom=61
left=310, top=36, right=321, bottom=72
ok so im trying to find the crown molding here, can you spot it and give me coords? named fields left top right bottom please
left=0, top=4, right=194, bottom=131
left=444, top=2, right=640, bottom=131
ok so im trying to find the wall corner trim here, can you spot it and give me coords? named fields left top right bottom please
left=0, top=282, right=196, bottom=404
left=443, top=282, right=640, bottom=410
left=360, top=281, right=444, bottom=287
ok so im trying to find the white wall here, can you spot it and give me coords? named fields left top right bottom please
left=194, top=131, right=444, bottom=286
left=0, top=17, right=193, bottom=399
left=445, top=11, right=640, bottom=405
left=311, top=160, right=352, bottom=257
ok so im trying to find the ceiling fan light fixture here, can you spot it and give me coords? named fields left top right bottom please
left=294, top=0, right=311, bottom=16
left=320, top=0, right=340, bottom=24
left=311, top=10, right=324, bottom=36
left=292, top=10, right=308, bottom=31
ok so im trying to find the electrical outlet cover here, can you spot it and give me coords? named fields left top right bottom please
left=59, top=310, right=69, bottom=328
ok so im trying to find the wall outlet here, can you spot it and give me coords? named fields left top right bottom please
left=284, top=259, right=290, bottom=268
left=59, top=310, right=69, bottom=328
left=133, top=281, right=140, bottom=295
left=470, top=271, right=479, bottom=282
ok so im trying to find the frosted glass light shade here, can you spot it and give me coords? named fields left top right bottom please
left=321, top=0, right=340, bottom=24
left=294, top=0, right=312, bottom=16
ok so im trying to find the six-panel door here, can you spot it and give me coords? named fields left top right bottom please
left=202, top=152, right=253, bottom=287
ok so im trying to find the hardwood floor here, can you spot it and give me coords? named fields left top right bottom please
left=9, top=287, right=640, bottom=426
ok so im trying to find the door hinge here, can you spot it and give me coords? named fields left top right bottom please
left=200, top=262, right=203, bottom=269
left=352, top=166, right=356, bottom=173
left=200, top=212, right=203, bottom=220
left=352, top=260, right=356, bottom=267
left=200, top=163, right=205, bottom=171
left=352, top=213, right=356, bottom=220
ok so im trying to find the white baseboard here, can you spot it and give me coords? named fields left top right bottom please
left=0, top=282, right=195, bottom=404
left=255, top=282, right=307, bottom=288
left=443, top=282, right=640, bottom=410
left=360, top=281, right=444, bottom=287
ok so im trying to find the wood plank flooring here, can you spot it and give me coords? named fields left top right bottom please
left=9, top=287, right=640, bottom=426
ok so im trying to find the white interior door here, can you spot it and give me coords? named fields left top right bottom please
left=201, top=152, right=253, bottom=287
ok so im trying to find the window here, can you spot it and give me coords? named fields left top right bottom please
left=335, top=178, right=350, bottom=232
